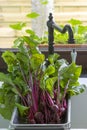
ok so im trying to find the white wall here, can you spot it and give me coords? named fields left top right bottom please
left=0, top=116, right=9, bottom=128
left=71, top=88, right=87, bottom=128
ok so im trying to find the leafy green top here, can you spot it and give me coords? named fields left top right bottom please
left=0, top=36, right=86, bottom=120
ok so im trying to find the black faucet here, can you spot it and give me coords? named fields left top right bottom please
left=47, top=13, right=75, bottom=54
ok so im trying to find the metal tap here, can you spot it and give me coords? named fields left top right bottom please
left=47, top=13, right=75, bottom=54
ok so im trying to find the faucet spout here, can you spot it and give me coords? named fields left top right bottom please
left=52, top=23, right=75, bottom=43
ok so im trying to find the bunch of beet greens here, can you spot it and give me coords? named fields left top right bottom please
left=0, top=35, right=85, bottom=123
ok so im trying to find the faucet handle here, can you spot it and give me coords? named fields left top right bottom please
left=71, top=49, right=77, bottom=63
left=49, top=13, right=53, bottom=21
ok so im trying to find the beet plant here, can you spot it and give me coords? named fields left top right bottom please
left=0, top=31, right=86, bottom=124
